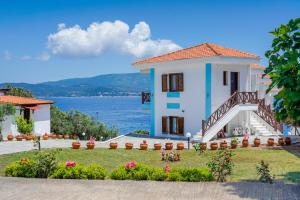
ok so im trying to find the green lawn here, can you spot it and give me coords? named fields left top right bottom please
left=0, top=147, right=299, bottom=182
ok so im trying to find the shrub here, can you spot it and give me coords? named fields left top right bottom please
left=207, top=149, right=234, bottom=182
left=85, top=164, right=107, bottom=180
left=150, top=169, right=168, bottom=181
left=51, top=164, right=87, bottom=179
left=111, top=162, right=154, bottom=181
left=15, top=116, right=34, bottom=134
left=34, top=150, right=60, bottom=178
left=168, top=168, right=213, bottom=182
left=110, top=166, right=130, bottom=180
left=134, top=130, right=149, bottom=135
left=256, top=160, right=274, bottom=184
left=161, top=150, right=180, bottom=162
left=5, top=158, right=37, bottom=178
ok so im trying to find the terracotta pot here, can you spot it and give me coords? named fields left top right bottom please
left=143, top=140, right=147, bottom=144
left=72, top=142, right=81, bottom=149
left=200, top=143, right=207, bottom=150
left=267, top=138, right=274, bottom=146
left=220, top=142, right=228, bottom=149
left=125, top=143, right=133, bottom=150
left=109, top=142, right=118, bottom=149
left=16, top=135, right=23, bottom=141
left=25, top=135, right=33, bottom=141
left=7, top=134, right=14, bottom=141
left=210, top=142, right=218, bottom=150
left=285, top=137, right=291, bottom=145
left=165, top=143, right=173, bottom=150
left=86, top=143, right=95, bottom=150
left=278, top=138, right=284, bottom=146
left=51, top=134, right=57, bottom=139
left=63, top=134, right=69, bottom=139
left=42, top=135, right=49, bottom=140
left=140, top=143, right=148, bottom=150
left=254, top=138, right=260, bottom=147
left=242, top=139, right=249, bottom=147
left=154, top=143, right=162, bottom=150
left=177, top=142, right=184, bottom=150
left=231, top=143, right=238, bottom=149
left=57, top=134, right=63, bottom=139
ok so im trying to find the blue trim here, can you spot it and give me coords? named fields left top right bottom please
left=167, top=103, right=180, bottom=109
left=205, top=63, right=212, bottom=119
left=166, top=92, right=180, bottom=98
left=150, top=68, right=155, bottom=137
left=142, top=102, right=150, bottom=110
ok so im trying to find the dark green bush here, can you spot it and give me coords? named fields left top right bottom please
left=51, top=164, right=87, bottom=179
left=168, top=168, right=213, bottom=182
left=150, top=169, right=168, bottom=181
left=5, top=159, right=37, bottom=178
left=34, top=150, right=60, bottom=178
left=110, top=166, right=130, bottom=180
left=111, top=164, right=154, bottom=180
left=85, top=164, right=107, bottom=180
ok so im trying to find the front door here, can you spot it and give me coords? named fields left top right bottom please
left=230, top=72, right=239, bottom=95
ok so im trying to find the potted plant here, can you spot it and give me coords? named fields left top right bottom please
left=63, top=134, right=69, bottom=139
left=86, top=136, right=95, bottom=150
left=210, top=142, right=218, bottom=150
left=242, top=134, right=249, bottom=147
left=254, top=137, right=261, bottom=147
left=165, top=142, right=173, bottom=150
left=72, top=141, right=81, bottom=149
left=154, top=142, right=162, bottom=150
left=15, top=116, right=33, bottom=141
left=7, top=133, right=14, bottom=141
left=200, top=142, right=207, bottom=151
left=278, top=137, right=284, bottom=146
left=176, top=142, right=184, bottom=150
left=140, top=141, right=148, bottom=150
left=51, top=133, right=57, bottom=139
left=220, top=141, right=228, bottom=149
left=42, top=133, right=49, bottom=140
left=16, top=135, right=23, bottom=141
left=109, top=142, right=118, bottom=149
left=267, top=138, right=274, bottom=146
left=285, top=137, right=291, bottom=145
left=25, top=134, right=33, bottom=141
left=125, top=142, right=133, bottom=150
left=57, top=134, right=63, bottom=139
left=230, top=137, right=238, bottom=149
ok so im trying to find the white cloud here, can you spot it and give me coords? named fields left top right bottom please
left=47, top=20, right=181, bottom=58
left=20, top=55, right=31, bottom=60
left=37, top=52, right=50, bottom=61
left=3, top=50, right=12, bottom=60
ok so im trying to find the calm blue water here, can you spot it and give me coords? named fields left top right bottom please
left=48, top=96, right=150, bottom=134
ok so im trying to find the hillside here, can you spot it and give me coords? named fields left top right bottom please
left=0, top=73, right=149, bottom=97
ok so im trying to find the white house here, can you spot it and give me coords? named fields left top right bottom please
left=0, top=94, right=54, bottom=139
left=133, top=42, right=281, bottom=142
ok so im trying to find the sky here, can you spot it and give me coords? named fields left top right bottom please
left=0, top=0, right=299, bottom=83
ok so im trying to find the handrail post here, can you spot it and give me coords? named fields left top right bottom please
left=202, top=120, right=206, bottom=136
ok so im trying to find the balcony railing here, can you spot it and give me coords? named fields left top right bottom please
left=142, top=92, right=151, bottom=104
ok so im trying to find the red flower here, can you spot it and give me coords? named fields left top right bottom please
left=164, top=164, right=171, bottom=173
left=66, top=161, right=76, bottom=167
left=125, top=161, right=137, bottom=169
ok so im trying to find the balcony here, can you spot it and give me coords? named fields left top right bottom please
left=141, top=92, right=151, bottom=110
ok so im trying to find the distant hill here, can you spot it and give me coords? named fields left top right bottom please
left=0, top=73, right=150, bottom=97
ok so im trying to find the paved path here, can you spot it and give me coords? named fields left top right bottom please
left=0, top=177, right=299, bottom=200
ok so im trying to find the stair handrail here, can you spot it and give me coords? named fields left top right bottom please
left=202, top=91, right=258, bottom=136
left=255, top=99, right=280, bottom=131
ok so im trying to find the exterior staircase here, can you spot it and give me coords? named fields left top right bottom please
left=194, top=91, right=282, bottom=142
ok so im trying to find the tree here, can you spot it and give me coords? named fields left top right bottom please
left=50, top=106, right=74, bottom=134
left=4, top=84, right=33, bottom=98
left=264, top=18, right=300, bottom=126
left=0, top=104, right=16, bottom=140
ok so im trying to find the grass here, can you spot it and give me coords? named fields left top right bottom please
left=0, top=147, right=299, bottom=182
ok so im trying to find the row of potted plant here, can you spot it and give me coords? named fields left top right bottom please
left=6, top=133, right=34, bottom=141
left=109, top=141, right=185, bottom=150
left=71, top=137, right=96, bottom=150
left=42, top=133, right=79, bottom=140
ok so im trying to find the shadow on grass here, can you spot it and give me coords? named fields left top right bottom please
left=281, top=144, right=300, bottom=158
left=223, top=180, right=300, bottom=200
left=283, top=171, right=300, bottom=183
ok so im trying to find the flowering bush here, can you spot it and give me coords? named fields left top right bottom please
left=168, top=168, right=213, bottom=182
left=5, top=158, right=37, bottom=178
left=87, top=136, right=96, bottom=145
left=125, top=161, right=137, bottom=169
left=66, top=161, right=76, bottom=168
left=51, top=164, right=87, bottom=179
left=161, top=150, right=180, bottom=162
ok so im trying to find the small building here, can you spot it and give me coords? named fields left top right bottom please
left=133, top=42, right=281, bottom=142
left=0, top=95, right=54, bottom=138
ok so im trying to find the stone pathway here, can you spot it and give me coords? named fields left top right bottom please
left=0, top=177, right=299, bottom=200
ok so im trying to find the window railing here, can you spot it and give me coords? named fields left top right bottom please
left=141, top=92, right=151, bottom=104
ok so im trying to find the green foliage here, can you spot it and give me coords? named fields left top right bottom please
left=231, top=137, right=238, bottom=145
left=207, top=149, right=234, bottom=182
left=34, top=150, right=60, bottom=178
left=15, top=116, right=33, bottom=134
left=5, top=159, right=37, bottom=178
left=168, top=168, right=213, bottom=182
left=4, top=84, right=34, bottom=97
left=85, top=164, right=107, bottom=180
left=256, top=160, right=274, bottom=184
left=110, top=166, right=130, bottom=180
left=111, top=164, right=154, bottom=180
left=193, top=143, right=206, bottom=155
left=134, top=130, right=149, bottom=135
left=51, top=164, right=88, bottom=179
left=50, top=106, right=74, bottom=134
left=150, top=169, right=168, bottom=181
left=264, top=18, right=300, bottom=125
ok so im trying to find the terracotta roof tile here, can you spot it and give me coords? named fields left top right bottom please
left=0, top=96, right=54, bottom=106
left=133, top=42, right=259, bottom=65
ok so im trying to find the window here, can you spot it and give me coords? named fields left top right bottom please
left=162, top=73, right=184, bottom=92
left=223, top=71, right=228, bottom=86
left=162, top=116, right=184, bottom=135
left=23, top=108, right=30, bottom=121
left=169, top=116, right=178, bottom=134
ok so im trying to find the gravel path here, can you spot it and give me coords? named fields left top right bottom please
left=0, top=177, right=299, bottom=200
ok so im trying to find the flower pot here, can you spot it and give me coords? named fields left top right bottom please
left=16, top=135, right=23, bottom=141
left=42, top=135, right=49, bottom=140
left=125, top=143, right=133, bottom=150
left=109, top=142, right=118, bottom=149
left=242, top=139, right=249, bottom=147
left=51, top=134, right=57, bottom=139
left=176, top=142, right=184, bottom=150
left=285, top=137, right=291, bottom=145
left=210, top=142, right=218, bottom=150
left=154, top=143, right=162, bottom=150
left=278, top=138, right=284, bottom=146
left=25, top=135, right=33, bottom=141
left=165, top=143, right=173, bottom=150
left=267, top=138, right=274, bottom=146
left=200, top=143, right=207, bottom=150
left=7, top=134, right=14, bottom=141
left=57, top=134, right=63, bottom=139
left=220, top=141, right=228, bottom=149
left=143, top=140, right=147, bottom=144
left=140, top=143, right=148, bottom=150
left=72, top=142, right=80, bottom=149
left=231, top=143, right=238, bottom=149
left=63, top=134, right=69, bottom=139
left=86, top=143, right=95, bottom=150
left=254, top=138, right=260, bottom=147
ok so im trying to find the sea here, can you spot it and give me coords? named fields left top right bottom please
left=48, top=96, right=150, bottom=134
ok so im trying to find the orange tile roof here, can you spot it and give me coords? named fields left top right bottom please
left=0, top=96, right=54, bottom=106
left=133, top=42, right=259, bottom=65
